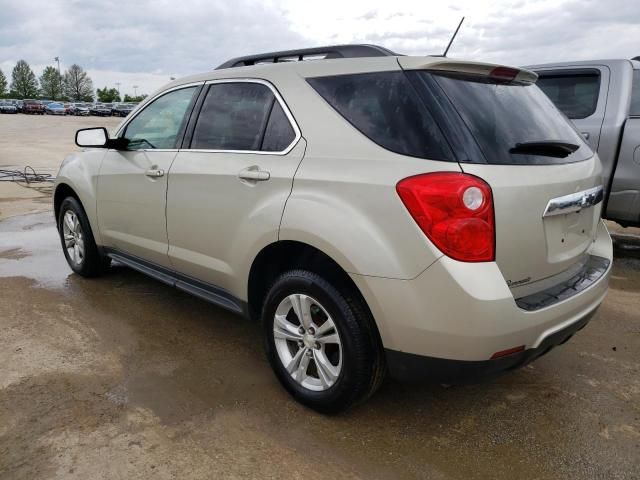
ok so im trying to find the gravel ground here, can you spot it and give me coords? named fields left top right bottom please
left=0, top=114, right=639, bottom=479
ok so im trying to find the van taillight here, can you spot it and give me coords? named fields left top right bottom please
left=396, top=173, right=495, bottom=262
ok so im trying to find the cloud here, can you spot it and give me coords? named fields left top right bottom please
left=0, top=0, right=638, bottom=94
left=0, top=0, right=306, bottom=93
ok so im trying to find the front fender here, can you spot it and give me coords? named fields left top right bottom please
left=54, top=149, right=106, bottom=244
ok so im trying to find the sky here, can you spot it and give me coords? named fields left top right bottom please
left=0, top=0, right=638, bottom=97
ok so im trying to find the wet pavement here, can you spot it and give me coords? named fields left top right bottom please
left=0, top=212, right=639, bottom=479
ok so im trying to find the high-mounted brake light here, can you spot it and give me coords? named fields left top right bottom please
left=489, top=66, right=519, bottom=83
left=396, top=172, right=495, bottom=262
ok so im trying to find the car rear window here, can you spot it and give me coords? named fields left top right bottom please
left=535, top=71, right=601, bottom=119
left=423, top=72, right=593, bottom=165
left=307, top=72, right=454, bottom=161
left=630, top=70, right=640, bottom=117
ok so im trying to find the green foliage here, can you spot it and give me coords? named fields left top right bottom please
left=39, top=66, right=63, bottom=100
left=10, top=60, right=39, bottom=98
left=96, top=86, right=121, bottom=103
left=0, top=69, right=7, bottom=96
left=123, top=93, right=148, bottom=103
left=63, top=64, right=94, bottom=102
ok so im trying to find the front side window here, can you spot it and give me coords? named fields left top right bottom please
left=307, top=72, right=454, bottom=161
left=536, top=71, right=601, bottom=119
left=630, top=70, right=640, bottom=117
left=123, top=86, right=197, bottom=150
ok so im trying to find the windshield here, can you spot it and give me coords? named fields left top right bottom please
left=422, top=72, right=593, bottom=165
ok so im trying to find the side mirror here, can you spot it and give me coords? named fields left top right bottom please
left=75, top=127, right=108, bottom=148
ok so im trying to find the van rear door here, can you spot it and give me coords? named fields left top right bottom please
left=608, top=68, right=640, bottom=224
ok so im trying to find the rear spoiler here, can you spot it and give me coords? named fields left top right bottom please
left=398, top=57, right=538, bottom=84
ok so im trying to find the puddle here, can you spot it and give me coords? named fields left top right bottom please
left=0, top=212, right=73, bottom=287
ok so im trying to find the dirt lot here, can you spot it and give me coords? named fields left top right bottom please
left=0, top=114, right=639, bottom=479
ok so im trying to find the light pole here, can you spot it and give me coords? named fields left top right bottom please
left=133, top=85, right=138, bottom=98
left=115, top=82, right=121, bottom=101
left=54, top=56, right=61, bottom=100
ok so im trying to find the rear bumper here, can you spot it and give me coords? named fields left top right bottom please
left=350, top=220, right=612, bottom=378
left=385, top=306, right=598, bottom=383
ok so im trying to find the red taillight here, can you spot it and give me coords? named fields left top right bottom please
left=489, top=66, right=519, bottom=83
left=396, top=172, right=495, bottom=262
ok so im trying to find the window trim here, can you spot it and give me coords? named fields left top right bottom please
left=535, top=68, right=602, bottom=120
left=114, top=82, right=205, bottom=151
left=186, top=78, right=301, bottom=155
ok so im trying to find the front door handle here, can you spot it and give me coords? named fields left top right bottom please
left=145, top=168, right=165, bottom=178
left=238, top=166, right=270, bottom=182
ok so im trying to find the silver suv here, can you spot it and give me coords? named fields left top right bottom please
left=54, top=45, right=613, bottom=413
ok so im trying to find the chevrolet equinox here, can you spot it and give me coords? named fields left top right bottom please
left=54, top=45, right=612, bottom=413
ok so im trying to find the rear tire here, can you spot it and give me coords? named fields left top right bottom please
left=57, top=196, right=110, bottom=277
left=262, top=270, right=385, bottom=413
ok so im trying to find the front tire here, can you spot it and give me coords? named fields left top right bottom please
left=262, top=270, right=385, bottom=413
left=57, top=197, right=109, bottom=277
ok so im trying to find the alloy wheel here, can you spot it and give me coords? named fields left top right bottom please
left=273, top=294, right=343, bottom=391
left=62, top=210, right=85, bottom=266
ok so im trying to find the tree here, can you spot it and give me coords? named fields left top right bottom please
left=39, top=66, right=63, bottom=100
left=96, top=87, right=121, bottom=103
left=123, top=93, right=148, bottom=103
left=0, top=69, right=7, bottom=97
left=10, top=60, right=39, bottom=98
left=63, top=64, right=94, bottom=102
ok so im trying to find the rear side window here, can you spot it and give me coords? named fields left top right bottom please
left=630, top=70, right=640, bottom=117
left=192, top=83, right=273, bottom=150
left=262, top=101, right=296, bottom=151
left=536, top=71, right=600, bottom=119
left=307, top=72, right=454, bottom=161
left=426, top=72, right=593, bottom=165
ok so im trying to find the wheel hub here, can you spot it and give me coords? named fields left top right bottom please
left=302, top=333, right=316, bottom=349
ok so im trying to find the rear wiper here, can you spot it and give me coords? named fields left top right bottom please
left=509, top=141, right=579, bottom=158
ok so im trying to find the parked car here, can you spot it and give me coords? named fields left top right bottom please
left=63, top=103, right=76, bottom=115
left=45, top=102, right=67, bottom=115
left=55, top=45, right=612, bottom=413
left=112, top=103, right=136, bottom=117
left=90, top=104, right=112, bottom=116
left=0, top=101, right=18, bottom=114
left=23, top=99, right=44, bottom=114
left=73, top=103, right=90, bottom=116
left=16, top=100, right=24, bottom=112
left=528, top=59, right=640, bottom=227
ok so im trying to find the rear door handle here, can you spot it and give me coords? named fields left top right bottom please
left=238, top=166, right=270, bottom=182
left=145, top=168, right=165, bottom=178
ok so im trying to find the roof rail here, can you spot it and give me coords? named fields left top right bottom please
left=216, top=44, right=397, bottom=69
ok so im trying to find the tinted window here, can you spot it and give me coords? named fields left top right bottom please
left=429, top=72, right=593, bottom=165
left=630, top=70, right=640, bottom=117
left=535, top=72, right=600, bottom=119
left=123, top=87, right=197, bottom=150
left=192, top=83, right=274, bottom=150
left=307, top=72, right=454, bottom=161
left=262, top=101, right=296, bottom=151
